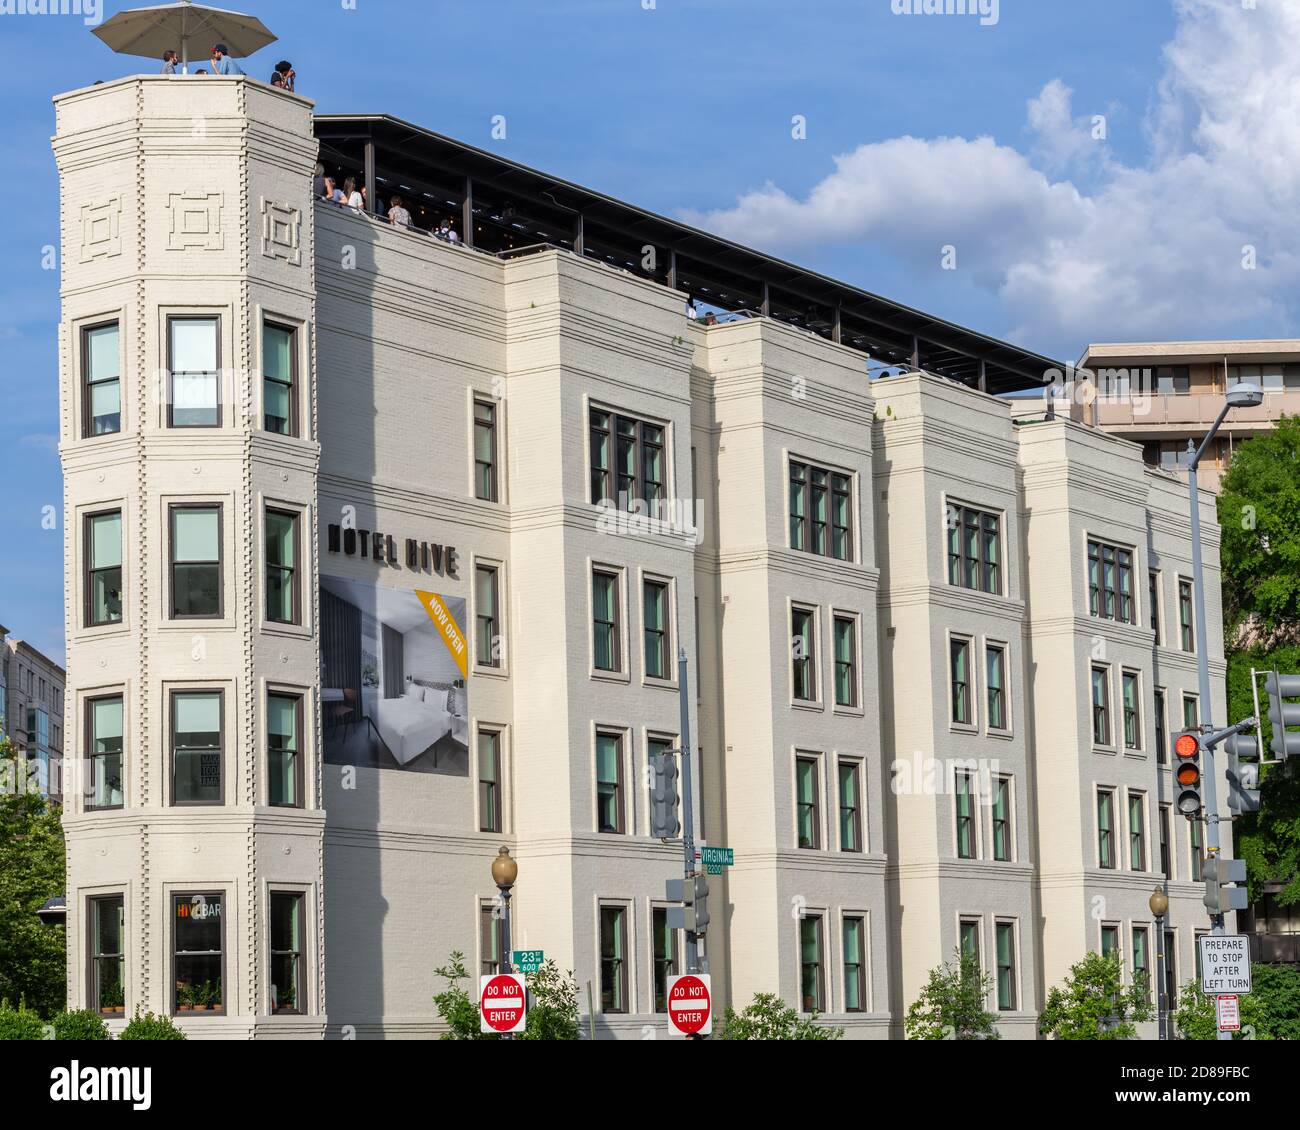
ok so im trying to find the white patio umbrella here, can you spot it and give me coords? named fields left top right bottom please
left=92, top=1, right=276, bottom=74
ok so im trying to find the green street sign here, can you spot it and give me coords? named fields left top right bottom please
left=512, top=950, right=545, bottom=973
left=706, top=863, right=722, bottom=875
left=700, top=847, right=733, bottom=867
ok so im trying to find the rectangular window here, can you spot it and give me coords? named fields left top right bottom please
left=267, top=693, right=302, bottom=808
left=1101, top=924, right=1119, bottom=960
left=592, top=569, right=621, bottom=673
left=790, top=460, right=853, bottom=561
left=643, top=578, right=670, bottom=679
left=1097, top=789, right=1116, bottom=869
left=1091, top=666, right=1111, bottom=746
left=652, top=907, right=679, bottom=1014
left=262, top=322, right=296, bottom=436
left=1132, top=927, right=1151, bottom=1005
left=791, top=607, right=816, bottom=702
left=1179, top=579, right=1195, bottom=652
left=1155, top=365, right=1190, bottom=395
left=1190, top=818, right=1203, bottom=881
left=89, top=895, right=125, bottom=1015
left=833, top=615, right=857, bottom=708
left=1159, top=804, right=1172, bottom=880
left=955, top=770, right=976, bottom=859
left=475, top=564, right=500, bottom=668
left=479, top=728, right=502, bottom=833
left=947, top=503, right=1002, bottom=594
left=1183, top=694, right=1199, bottom=731
left=171, top=690, right=223, bottom=805
left=86, top=510, right=123, bottom=627
left=959, top=919, right=981, bottom=968
left=270, top=892, right=303, bottom=1013
left=87, top=696, right=124, bottom=811
left=799, top=914, right=825, bottom=1013
left=265, top=508, right=299, bottom=625
left=1164, top=930, right=1177, bottom=1005
left=1128, top=791, right=1146, bottom=871
left=168, top=316, right=220, bottom=428
left=992, top=776, right=1011, bottom=862
left=838, top=760, right=863, bottom=853
left=1149, top=571, right=1161, bottom=643
left=599, top=905, right=628, bottom=1013
left=843, top=916, right=867, bottom=1013
left=1087, top=539, right=1134, bottom=624
left=995, top=921, right=1016, bottom=1011
left=986, top=643, right=1006, bottom=730
left=596, top=732, right=624, bottom=834
left=796, top=755, right=821, bottom=849
left=1122, top=670, right=1141, bottom=750
left=169, top=504, right=222, bottom=618
left=589, top=407, right=666, bottom=511
left=1155, top=688, right=1168, bottom=764
left=950, top=637, right=972, bottom=725
left=473, top=398, right=498, bottom=501
left=83, top=322, right=121, bottom=436
left=173, top=892, right=223, bottom=1014
left=480, top=902, right=502, bottom=977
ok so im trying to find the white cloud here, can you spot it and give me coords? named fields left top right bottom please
left=681, top=0, right=1300, bottom=351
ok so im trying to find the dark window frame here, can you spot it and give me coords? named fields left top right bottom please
left=473, top=397, right=498, bottom=501
left=842, top=915, right=867, bottom=1013
left=84, top=508, right=124, bottom=628
left=1097, top=788, right=1116, bottom=869
left=955, top=769, right=977, bottom=860
left=837, top=758, right=863, bottom=853
left=595, top=729, right=625, bottom=834
left=88, top=894, right=125, bottom=1016
left=1155, top=688, right=1168, bottom=764
left=261, top=320, right=299, bottom=438
left=599, top=903, right=629, bottom=1014
left=791, top=606, right=817, bottom=703
left=789, top=459, right=853, bottom=561
left=643, top=577, right=671, bottom=681
left=995, top=920, right=1017, bottom=1011
left=168, top=503, right=224, bottom=620
left=1091, top=665, right=1112, bottom=747
left=81, top=319, right=122, bottom=438
left=795, top=754, right=821, bottom=850
left=992, top=775, right=1012, bottom=862
left=986, top=642, right=1007, bottom=731
left=1149, top=570, right=1161, bottom=643
left=1159, top=804, right=1172, bottom=880
left=1128, top=790, right=1147, bottom=871
left=475, top=563, right=501, bottom=668
left=1087, top=539, right=1135, bottom=624
left=591, top=568, right=622, bottom=674
left=85, top=692, right=125, bottom=812
left=266, top=690, right=304, bottom=809
left=1122, top=669, right=1141, bottom=750
left=480, top=901, right=502, bottom=977
left=169, top=688, right=225, bottom=807
left=589, top=406, right=668, bottom=511
left=166, top=314, right=222, bottom=429
left=798, top=913, right=825, bottom=1014
left=269, top=890, right=305, bottom=1014
left=947, top=502, right=1002, bottom=595
left=651, top=906, right=681, bottom=1014
left=950, top=636, right=973, bottom=726
left=264, top=507, right=301, bottom=626
left=832, top=614, right=858, bottom=708
left=1178, top=578, right=1195, bottom=652
left=171, top=890, right=226, bottom=1016
left=478, top=726, right=503, bottom=833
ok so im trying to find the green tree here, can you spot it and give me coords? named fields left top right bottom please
left=904, top=950, right=1000, bottom=1040
left=433, top=951, right=497, bottom=1040
left=0, top=739, right=66, bottom=1017
left=0, top=997, right=51, bottom=1039
left=52, top=1009, right=109, bottom=1040
left=519, top=959, right=580, bottom=1041
left=1172, top=978, right=1273, bottom=1040
left=1039, top=952, right=1151, bottom=1040
left=715, top=992, right=843, bottom=1040
left=119, top=1011, right=186, bottom=1040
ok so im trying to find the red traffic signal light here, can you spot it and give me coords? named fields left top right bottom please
left=1174, top=731, right=1202, bottom=816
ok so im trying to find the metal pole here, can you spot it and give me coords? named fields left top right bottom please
left=678, top=647, right=698, bottom=975
left=1186, top=415, right=1233, bottom=1041
left=498, top=884, right=513, bottom=1039
left=462, top=176, right=475, bottom=249
left=1154, top=909, right=1166, bottom=1040
left=363, top=140, right=376, bottom=217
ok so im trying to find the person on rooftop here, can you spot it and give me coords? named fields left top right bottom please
left=270, top=72, right=285, bottom=89
left=389, top=196, right=412, bottom=228
left=273, top=60, right=295, bottom=91
left=313, top=164, right=326, bottom=199
left=702, top=312, right=718, bottom=326
left=210, top=44, right=244, bottom=76
left=343, top=177, right=364, bottom=213
left=685, top=296, right=698, bottom=320
left=161, top=50, right=179, bottom=75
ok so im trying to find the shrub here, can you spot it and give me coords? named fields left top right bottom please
left=0, top=998, right=51, bottom=1040
left=52, top=1009, right=109, bottom=1040
left=119, top=1011, right=186, bottom=1040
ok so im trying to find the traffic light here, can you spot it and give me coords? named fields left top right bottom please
left=1224, top=730, right=1261, bottom=815
left=1265, top=672, right=1300, bottom=759
left=665, top=874, right=710, bottom=935
left=1203, top=856, right=1249, bottom=914
left=1173, top=731, right=1202, bottom=816
left=649, top=751, right=681, bottom=839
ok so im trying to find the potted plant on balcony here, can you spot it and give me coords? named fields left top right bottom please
left=177, top=984, right=194, bottom=1012
left=277, top=982, right=296, bottom=1013
left=103, top=978, right=125, bottom=1015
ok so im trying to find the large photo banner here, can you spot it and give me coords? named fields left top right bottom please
left=320, top=575, right=470, bottom=776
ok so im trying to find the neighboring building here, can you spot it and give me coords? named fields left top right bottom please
left=2, top=633, right=66, bottom=799
left=52, top=76, right=1229, bottom=1038
left=1079, top=340, right=1300, bottom=490
left=0, top=623, right=7, bottom=742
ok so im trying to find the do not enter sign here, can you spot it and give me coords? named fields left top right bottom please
left=667, top=973, right=712, bottom=1036
left=479, top=973, right=527, bottom=1034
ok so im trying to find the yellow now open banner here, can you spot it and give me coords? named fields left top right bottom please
left=416, top=590, right=469, bottom=679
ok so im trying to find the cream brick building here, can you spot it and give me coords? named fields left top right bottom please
left=53, top=76, right=1229, bottom=1038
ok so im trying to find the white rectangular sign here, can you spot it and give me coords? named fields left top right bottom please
left=1216, top=995, right=1240, bottom=1031
left=1199, top=934, right=1251, bottom=994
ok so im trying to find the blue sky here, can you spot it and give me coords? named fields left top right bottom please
left=2, top=0, right=1296, bottom=664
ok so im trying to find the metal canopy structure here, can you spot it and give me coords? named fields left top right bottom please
left=314, top=114, right=1062, bottom=394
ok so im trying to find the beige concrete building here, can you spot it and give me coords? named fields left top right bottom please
left=2, top=629, right=66, bottom=800
left=52, top=75, right=1229, bottom=1038
left=1079, top=340, right=1300, bottom=490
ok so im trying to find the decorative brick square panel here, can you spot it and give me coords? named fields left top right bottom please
left=166, top=192, right=224, bottom=251
left=80, top=196, right=122, bottom=263
left=260, top=198, right=302, bottom=266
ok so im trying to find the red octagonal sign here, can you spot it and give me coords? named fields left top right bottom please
left=667, top=973, right=712, bottom=1036
left=479, top=973, right=527, bottom=1033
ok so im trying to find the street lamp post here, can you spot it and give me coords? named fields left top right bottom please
left=1149, top=886, right=1169, bottom=1040
left=491, top=845, right=518, bottom=1037
left=1185, top=380, right=1262, bottom=1043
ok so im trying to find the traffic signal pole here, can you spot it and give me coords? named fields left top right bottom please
left=678, top=647, right=700, bottom=976
left=1186, top=426, right=1231, bottom=1041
